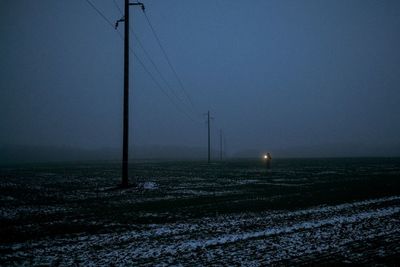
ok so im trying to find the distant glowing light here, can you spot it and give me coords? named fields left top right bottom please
left=263, top=155, right=268, bottom=159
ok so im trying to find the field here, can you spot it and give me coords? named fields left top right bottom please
left=1, top=158, right=400, bottom=266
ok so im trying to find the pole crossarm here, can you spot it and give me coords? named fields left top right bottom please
left=115, top=2, right=144, bottom=29
left=130, top=2, right=145, bottom=11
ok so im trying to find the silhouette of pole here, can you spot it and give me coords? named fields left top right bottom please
left=121, top=0, right=130, bottom=188
left=220, top=129, right=223, bottom=161
left=208, top=111, right=211, bottom=163
left=120, top=0, right=144, bottom=188
left=224, top=134, right=227, bottom=159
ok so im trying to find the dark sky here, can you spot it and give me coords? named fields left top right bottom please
left=1, top=0, right=400, bottom=156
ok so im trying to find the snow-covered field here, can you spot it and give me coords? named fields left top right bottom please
left=1, top=158, right=400, bottom=265
left=2, top=195, right=400, bottom=266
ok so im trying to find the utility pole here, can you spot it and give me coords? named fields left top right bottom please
left=220, top=129, right=223, bottom=161
left=224, top=134, right=227, bottom=159
left=207, top=111, right=211, bottom=163
left=117, top=0, right=145, bottom=188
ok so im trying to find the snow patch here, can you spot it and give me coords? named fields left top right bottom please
left=141, top=182, right=158, bottom=190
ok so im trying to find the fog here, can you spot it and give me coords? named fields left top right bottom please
left=1, top=0, right=400, bottom=161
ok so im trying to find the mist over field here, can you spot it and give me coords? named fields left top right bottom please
left=1, top=142, right=400, bottom=164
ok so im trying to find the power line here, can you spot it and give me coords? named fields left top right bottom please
left=142, top=11, right=197, bottom=112
left=112, top=1, right=198, bottom=120
left=132, top=33, right=197, bottom=117
left=112, top=0, right=123, bottom=15
left=84, top=0, right=115, bottom=29
left=84, top=0, right=197, bottom=123
left=132, top=50, right=197, bottom=123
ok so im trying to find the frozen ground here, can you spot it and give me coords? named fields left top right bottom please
left=1, top=158, right=400, bottom=265
left=2, top=195, right=400, bottom=266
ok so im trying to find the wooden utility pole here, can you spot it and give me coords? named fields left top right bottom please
left=220, top=129, right=223, bottom=161
left=120, top=0, right=144, bottom=188
left=224, top=134, right=227, bottom=159
left=121, top=0, right=130, bottom=188
left=207, top=111, right=211, bottom=163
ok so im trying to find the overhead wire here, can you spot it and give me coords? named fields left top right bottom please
left=84, top=0, right=116, bottom=29
left=112, top=0, right=123, bottom=15
left=131, top=49, right=197, bottom=123
left=142, top=11, right=198, bottom=113
left=112, top=0, right=196, bottom=118
left=84, top=0, right=198, bottom=123
left=111, top=0, right=198, bottom=122
left=132, top=33, right=197, bottom=116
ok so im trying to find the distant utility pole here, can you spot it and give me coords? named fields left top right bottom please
left=117, top=0, right=145, bottom=188
left=205, top=111, right=217, bottom=163
left=224, top=134, right=227, bottom=159
left=207, top=111, right=211, bottom=163
left=220, top=129, right=223, bottom=161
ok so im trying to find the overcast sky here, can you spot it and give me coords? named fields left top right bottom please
left=1, top=0, right=400, bottom=156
